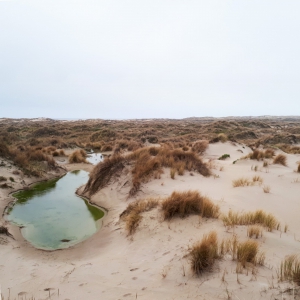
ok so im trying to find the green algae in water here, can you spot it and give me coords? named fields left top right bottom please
left=6, top=170, right=105, bottom=250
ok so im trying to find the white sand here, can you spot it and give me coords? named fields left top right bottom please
left=1, top=143, right=300, bottom=299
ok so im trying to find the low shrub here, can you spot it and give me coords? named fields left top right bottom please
left=297, top=163, right=300, bottom=173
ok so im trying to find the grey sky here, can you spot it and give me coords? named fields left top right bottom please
left=1, top=1, right=300, bottom=119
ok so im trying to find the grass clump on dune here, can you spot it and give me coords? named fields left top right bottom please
left=247, top=225, right=263, bottom=239
left=84, top=146, right=211, bottom=197
left=273, top=154, right=287, bottom=166
left=191, top=140, right=209, bottom=155
left=161, top=190, right=219, bottom=220
left=222, top=210, right=280, bottom=232
left=68, top=149, right=88, bottom=163
left=237, top=240, right=264, bottom=267
left=232, top=178, right=252, bottom=187
left=83, top=154, right=125, bottom=196
left=248, top=149, right=275, bottom=161
left=189, top=231, right=220, bottom=275
left=279, top=254, right=300, bottom=285
left=232, top=176, right=263, bottom=187
left=120, top=198, right=159, bottom=235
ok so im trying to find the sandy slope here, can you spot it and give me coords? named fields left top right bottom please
left=0, top=142, right=300, bottom=299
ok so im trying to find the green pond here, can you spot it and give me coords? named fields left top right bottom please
left=5, top=170, right=105, bottom=250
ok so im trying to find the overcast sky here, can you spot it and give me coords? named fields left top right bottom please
left=1, top=1, right=300, bottom=119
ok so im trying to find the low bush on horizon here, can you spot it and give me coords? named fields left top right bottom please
left=273, top=154, right=287, bottom=166
left=222, top=210, right=280, bottom=232
left=161, top=190, right=219, bottom=220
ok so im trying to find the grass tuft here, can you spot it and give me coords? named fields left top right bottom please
left=189, top=231, right=219, bottom=275
left=222, top=209, right=280, bottom=232
left=161, top=190, right=219, bottom=220
left=120, top=198, right=159, bottom=235
left=68, top=149, right=88, bottom=163
left=237, top=240, right=261, bottom=267
left=279, top=254, right=300, bottom=285
left=232, top=178, right=252, bottom=187
left=247, top=225, right=263, bottom=239
left=262, top=185, right=270, bottom=193
left=273, top=154, right=287, bottom=166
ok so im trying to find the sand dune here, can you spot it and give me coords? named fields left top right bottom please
left=0, top=142, right=300, bottom=299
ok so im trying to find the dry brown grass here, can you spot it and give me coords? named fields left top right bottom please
left=232, top=178, right=252, bottom=187
left=222, top=210, right=280, bottom=232
left=127, top=147, right=210, bottom=196
left=68, top=149, right=88, bottom=163
left=232, top=176, right=263, bottom=187
left=262, top=185, right=271, bottom=193
left=83, top=154, right=126, bottom=196
left=273, top=154, right=287, bottom=166
left=189, top=231, right=219, bottom=275
left=192, top=140, right=209, bottom=154
left=252, top=175, right=263, bottom=184
left=248, top=149, right=275, bottom=161
left=237, top=240, right=262, bottom=267
left=218, top=133, right=228, bottom=143
left=161, top=190, right=219, bottom=220
left=170, top=168, right=176, bottom=179
left=279, top=254, right=300, bottom=285
left=247, top=225, right=263, bottom=239
left=120, top=198, right=159, bottom=235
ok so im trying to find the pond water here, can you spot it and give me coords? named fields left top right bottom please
left=5, top=170, right=105, bottom=250
left=86, top=152, right=104, bottom=165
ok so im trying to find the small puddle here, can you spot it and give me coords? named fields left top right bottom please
left=86, top=152, right=104, bottom=165
left=5, top=170, right=105, bottom=250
